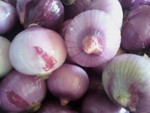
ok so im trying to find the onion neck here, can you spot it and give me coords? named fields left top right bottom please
left=82, top=36, right=103, bottom=55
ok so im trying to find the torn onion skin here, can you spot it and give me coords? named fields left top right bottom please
left=0, top=70, right=47, bottom=112
left=102, top=54, right=150, bottom=113
left=9, top=26, right=67, bottom=78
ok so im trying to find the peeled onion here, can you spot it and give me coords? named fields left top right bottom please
left=102, top=54, right=150, bottom=112
left=47, top=63, right=89, bottom=105
left=0, top=70, right=47, bottom=112
left=0, top=36, right=12, bottom=78
left=9, top=26, right=67, bottom=78
left=65, top=10, right=121, bottom=68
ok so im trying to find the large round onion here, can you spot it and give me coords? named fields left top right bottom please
left=65, top=10, right=121, bottom=68
left=9, top=26, right=67, bottom=78
left=0, top=1, right=17, bottom=34
left=0, top=36, right=12, bottom=78
left=102, top=54, right=150, bottom=113
left=47, top=63, right=89, bottom=105
left=0, top=70, right=47, bottom=112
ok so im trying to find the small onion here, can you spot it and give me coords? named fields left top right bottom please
left=0, top=1, right=17, bottom=34
left=102, top=53, right=150, bottom=112
left=65, top=10, right=121, bottom=68
left=82, top=90, right=129, bottom=113
left=23, top=0, right=64, bottom=30
left=121, top=5, right=150, bottom=53
left=0, top=36, right=12, bottom=78
left=37, top=101, right=78, bottom=113
left=47, top=63, right=89, bottom=105
left=0, top=70, right=47, bottom=112
left=9, top=26, right=67, bottom=78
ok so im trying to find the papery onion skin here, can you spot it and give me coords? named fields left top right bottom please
left=0, top=70, right=47, bottom=112
left=0, top=1, right=17, bottom=34
left=82, top=90, right=129, bottom=113
left=86, top=0, right=123, bottom=29
left=47, top=63, right=89, bottom=105
left=121, top=5, right=150, bottom=53
left=37, top=101, right=78, bottom=113
left=24, top=0, right=64, bottom=30
left=65, top=10, right=121, bottom=68
left=102, top=54, right=150, bottom=113
left=0, top=36, right=12, bottom=78
left=9, top=26, right=67, bottom=77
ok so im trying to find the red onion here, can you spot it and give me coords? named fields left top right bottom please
left=23, top=0, right=64, bottom=30
left=86, top=0, right=123, bottom=29
left=121, top=5, right=150, bottom=53
left=0, top=1, right=17, bottom=34
left=0, top=36, right=12, bottom=78
left=65, top=10, right=121, bottom=68
left=9, top=26, right=67, bottom=78
left=59, top=19, right=72, bottom=39
left=37, top=101, right=78, bottom=113
left=0, top=70, right=47, bottom=112
left=47, top=63, right=89, bottom=105
left=102, top=53, right=150, bottom=112
left=119, top=0, right=150, bottom=9
left=82, top=90, right=129, bottom=113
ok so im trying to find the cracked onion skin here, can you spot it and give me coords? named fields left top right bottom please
left=102, top=54, right=150, bottom=113
left=9, top=26, right=67, bottom=78
left=65, top=10, right=121, bottom=68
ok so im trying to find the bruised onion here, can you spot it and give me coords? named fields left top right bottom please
left=9, top=26, right=67, bottom=78
left=0, top=70, right=46, bottom=112
left=23, top=0, right=64, bottom=30
left=121, top=5, right=150, bottom=53
left=0, top=1, right=17, bottom=34
left=65, top=10, right=121, bottom=68
left=47, top=63, right=89, bottom=105
left=102, top=54, right=150, bottom=112
left=37, top=101, right=78, bottom=113
left=82, top=90, right=129, bottom=113
left=0, top=36, right=12, bottom=78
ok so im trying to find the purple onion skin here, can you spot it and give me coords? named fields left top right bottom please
left=65, top=10, right=121, bottom=67
left=37, top=102, right=78, bottom=113
left=119, top=0, right=150, bottom=9
left=47, top=63, right=89, bottom=105
left=0, top=1, right=17, bottom=34
left=121, top=5, right=150, bottom=53
left=24, top=0, right=64, bottom=30
left=82, top=90, right=129, bottom=113
left=0, top=70, right=47, bottom=112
